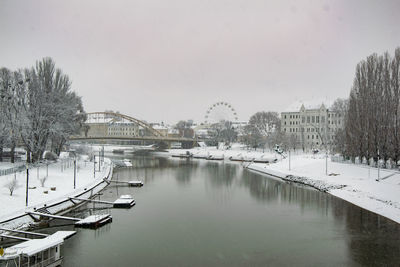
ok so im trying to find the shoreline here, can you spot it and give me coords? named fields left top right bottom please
left=0, top=158, right=114, bottom=231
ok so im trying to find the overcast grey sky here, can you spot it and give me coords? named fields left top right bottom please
left=1, top=0, right=400, bottom=123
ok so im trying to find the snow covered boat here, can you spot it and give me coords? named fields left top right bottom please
left=128, top=180, right=143, bottom=187
left=253, top=157, right=277, bottom=163
left=112, top=149, right=124, bottom=154
left=0, top=231, right=75, bottom=267
left=229, top=156, right=254, bottom=162
left=171, top=151, right=193, bottom=158
left=123, top=159, right=133, bottom=167
left=192, top=154, right=209, bottom=159
left=206, top=155, right=224, bottom=161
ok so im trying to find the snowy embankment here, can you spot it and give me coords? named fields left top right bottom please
left=0, top=157, right=113, bottom=229
left=160, top=146, right=400, bottom=224
left=165, top=144, right=277, bottom=161
left=247, top=154, right=400, bottom=224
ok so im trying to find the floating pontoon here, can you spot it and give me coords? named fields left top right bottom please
left=113, top=195, right=136, bottom=208
left=26, top=211, right=112, bottom=229
left=107, top=179, right=144, bottom=187
left=74, top=214, right=112, bottom=229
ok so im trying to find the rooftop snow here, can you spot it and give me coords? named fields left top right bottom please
left=283, top=98, right=334, bottom=112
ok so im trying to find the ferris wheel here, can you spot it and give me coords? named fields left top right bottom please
left=204, top=101, right=239, bottom=125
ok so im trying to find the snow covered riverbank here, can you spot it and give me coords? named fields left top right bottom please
left=0, top=157, right=112, bottom=225
left=160, top=147, right=400, bottom=224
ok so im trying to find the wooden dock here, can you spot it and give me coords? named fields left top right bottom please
left=70, top=197, right=115, bottom=205
left=0, top=227, right=49, bottom=238
left=0, top=234, right=31, bottom=241
left=27, top=211, right=81, bottom=222
left=26, top=211, right=112, bottom=229
left=113, top=195, right=136, bottom=208
left=75, top=214, right=112, bottom=229
left=108, top=180, right=144, bottom=187
left=70, top=196, right=136, bottom=209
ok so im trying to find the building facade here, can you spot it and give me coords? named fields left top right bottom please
left=107, top=122, right=140, bottom=137
left=281, top=103, right=344, bottom=150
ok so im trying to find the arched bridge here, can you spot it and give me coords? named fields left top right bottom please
left=70, top=111, right=198, bottom=148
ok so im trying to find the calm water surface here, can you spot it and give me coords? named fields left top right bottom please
left=60, top=155, right=400, bottom=266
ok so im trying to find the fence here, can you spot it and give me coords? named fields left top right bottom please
left=0, top=164, right=26, bottom=176
left=331, top=154, right=400, bottom=170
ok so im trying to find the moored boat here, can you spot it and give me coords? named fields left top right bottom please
left=0, top=231, right=76, bottom=267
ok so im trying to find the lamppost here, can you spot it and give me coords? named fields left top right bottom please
left=74, top=156, right=77, bottom=189
left=325, top=150, right=328, bottom=175
left=376, top=150, right=380, bottom=182
left=26, top=152, right=29, bottom=207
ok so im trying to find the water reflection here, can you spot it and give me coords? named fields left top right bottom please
left=62, top=155, right=400, bottom=266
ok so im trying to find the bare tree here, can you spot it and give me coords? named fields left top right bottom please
left=289, top=134, right=300, bottom=151
left=248, top=111, right=280, bottom=136
left=39, top=176, right=48, bottom=187
left=330, top=98, right=348, bottom=155
left=5, top=178, right=19, bottom=196
left=248, top=111, right=280, bottom=150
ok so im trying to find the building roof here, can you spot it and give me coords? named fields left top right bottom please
left=283, top=98, right=334, bottom=113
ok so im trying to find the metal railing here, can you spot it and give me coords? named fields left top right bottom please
left=331, top=155, right=400, bottom=171
left=0, top=164, right=26, bottom=176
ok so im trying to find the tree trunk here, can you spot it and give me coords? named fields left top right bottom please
left=27, top=149, right=31, bottom=163
left=10, top=142, right=15, bottom=163
left=0, top=143, right=3, bottom=162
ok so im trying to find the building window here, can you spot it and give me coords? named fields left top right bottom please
left=307, top=116, right=310, bottom=123
left=312, top=116, right=315, bottom=123
left=321, top=116, right=325, bottom=123
left=302, top=116, right=305, bottom=123
left=316, top=116, right=319, bottom=123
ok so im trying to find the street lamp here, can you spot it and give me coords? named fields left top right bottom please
left=74, top=156, right=77, bottom=189
left=25, top=153, right=29, bottom=207
left=376, top=150, right=380, bottom=181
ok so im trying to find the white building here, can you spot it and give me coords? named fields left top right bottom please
left=281, top=102, right=344, bottom=149
left=107, top=122, right=140, bottom=137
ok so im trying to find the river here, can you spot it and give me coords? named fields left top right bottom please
left=59, top=155, right=400, bottom=266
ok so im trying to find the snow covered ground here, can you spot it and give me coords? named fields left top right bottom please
left=248, top=154, right=400, bottom=224
left=162, top=146, right=400, bottom=224
left=0, top=157, right=109, bottom=221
